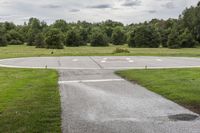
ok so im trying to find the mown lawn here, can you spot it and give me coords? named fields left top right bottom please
left=116, top=68, right=200, bottom=114
left=0, top=68, right=61, bottom=133
left=1, top=45, right=200, bottom=59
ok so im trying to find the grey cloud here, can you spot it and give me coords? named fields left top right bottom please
left=69, top=9, right=80, bottom=12
left=87, top=4, right=112, bottom=9
left=147, top=10, right=157, bottom=13
left=162, top=2, right=175, bottom=9
left=122, top=0, right=141, bottom=7
left=42, top=4, right=62, bottom=9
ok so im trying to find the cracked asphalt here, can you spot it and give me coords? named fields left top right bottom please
left=0, top=56, right=200, bottom=133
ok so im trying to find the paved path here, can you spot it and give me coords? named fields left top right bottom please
left=0, top=56, right=200, bottom=133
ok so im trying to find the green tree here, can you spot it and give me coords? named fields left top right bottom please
left=128, top=31, right=136, bottom=47
left=167, top=29, right=180, bottom=49
left=0, top=29, right=7, bottom=47
left=112, top=27, right=125, bottom=45
left=65, top=30, right=83, bottom=47
left=27, top=18, right=42, bottom=46
left=129, top=25, right=160, bottom=48
left=79, top=28, right=89, bottom=45
left=179, top=29, right=197, bottom=48
left=6, top=29, right=23, bottom=45
left=90, top=29, right=108, bottom=47
left=182, top=3, right=200, bottom=42
left=35, top=33, right=46, bottom=48
left=45, top=28, right=64, bottom=49
left=4, top=22, right=16, bottom=31
left=53, top=19, right=68, bottom=33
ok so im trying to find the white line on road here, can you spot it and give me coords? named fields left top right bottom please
left=156, top=59, right=162, bottom=62
left=59, top=79, right=124, bottom=84
left=72, top=59, right=78, bottom=62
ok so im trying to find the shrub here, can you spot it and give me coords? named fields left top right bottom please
left=9, top=40, right=22, bottom=45
left=113, top=48, right=130, bottom=54
left=45, top=28, right=64, bottom=49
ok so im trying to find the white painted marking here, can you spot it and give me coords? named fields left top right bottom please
left=59, top=79, right=124, bottom=84
left=101, top=60, right=106, bottom=63
left=103, top=58, right=108, bottom=60
left=72, top=59, right=78, bottom=62
left=156, top=59, right=162, bottom=62
left=126, top=58, right=131, bottom=60
left=129, top=60, right=134, bottom=63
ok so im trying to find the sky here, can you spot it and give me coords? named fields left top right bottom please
left=0, top=0, right=199, bottom=24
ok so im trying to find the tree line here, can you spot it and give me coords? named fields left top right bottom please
left=0, top=2, right=200, bottom=49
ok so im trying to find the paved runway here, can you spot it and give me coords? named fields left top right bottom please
left=0, top=56, right=200, bottom=133
left=1, top=56, right=200, bottom=69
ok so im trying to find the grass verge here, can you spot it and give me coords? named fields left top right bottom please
left=116, top=68, right=200, bottom=114
left=1, top=45, right=200, bottom=59
left=0, top=68, right=61, bottom=133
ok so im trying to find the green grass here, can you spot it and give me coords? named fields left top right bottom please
left=116, top=68, right=200, bottom=114
left=1, top=45, right=200, bottom=59
left=0, top=68, right=61, bottom=133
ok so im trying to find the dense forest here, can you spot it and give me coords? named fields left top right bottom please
left=0, top=2, right=200, bottom=49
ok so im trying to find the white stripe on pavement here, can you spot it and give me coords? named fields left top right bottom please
left=59, top=79, right=124, bottom=84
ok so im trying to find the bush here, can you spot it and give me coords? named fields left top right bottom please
left=111, top=27, right=125, bottom=45
left=45, top=28, right=64, bottom=49
left=113, top=48, right=130, bottom=54
left=65, top=30, right=84, bottom=47
left=9, top=39, right=22, bottom=45
left=90, top=30, right=108, bottom=47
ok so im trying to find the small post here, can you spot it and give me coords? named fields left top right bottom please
left=145, top=65, right=148, bottom=70
left=45, top=65, right=48, bottom=69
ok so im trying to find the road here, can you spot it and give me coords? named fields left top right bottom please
left=0, top=56, right=200, bottom=133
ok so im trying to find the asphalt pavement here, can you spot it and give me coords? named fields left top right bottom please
left=0, top=56, right=200, bottom=133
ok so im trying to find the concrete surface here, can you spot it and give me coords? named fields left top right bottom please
left=0, top=56, right=200, bottom=133
left=1, top=56, right=200, bottom=69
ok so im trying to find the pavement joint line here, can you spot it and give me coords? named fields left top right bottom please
left=89, top=56, right=103, bottom=69
left=58, top=79, right=124, bottom=84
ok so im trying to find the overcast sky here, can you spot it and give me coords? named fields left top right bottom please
left=0, top=0, right=199, bottom=24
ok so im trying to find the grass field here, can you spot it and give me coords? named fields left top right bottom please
left=116, top=68, right=200, bottom=114
left=0, top=68, right=61, bottom=133
left=1, top=45, right=200, bottom=59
